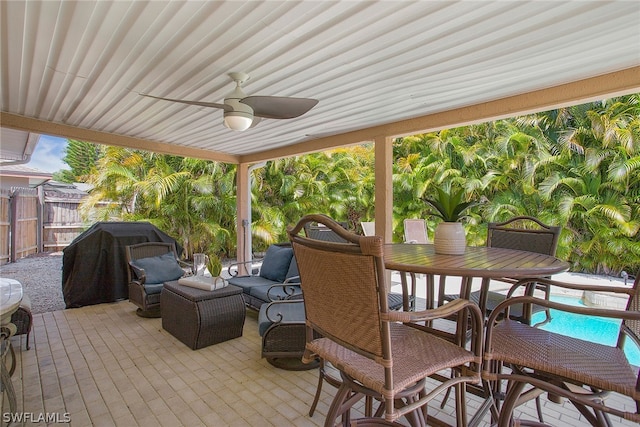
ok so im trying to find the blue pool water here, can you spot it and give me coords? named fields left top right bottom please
left=530, top=296, right=640, bottom=367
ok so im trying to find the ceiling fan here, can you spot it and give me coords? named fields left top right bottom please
left=141, top=72, right=318, bottom=131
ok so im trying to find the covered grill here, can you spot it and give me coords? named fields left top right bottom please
left=62, top=222, right=181, bottom=308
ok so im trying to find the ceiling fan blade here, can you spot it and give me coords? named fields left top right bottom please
left=141, top=94, right=231, bottom=111
left=241, top=96, right=318, bottom=119
left=249, top=117, right=262, bottom=128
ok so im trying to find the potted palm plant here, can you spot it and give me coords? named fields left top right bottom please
left=207, top=254, right=227, bottom=288
left=207, top=254, right=223, bottom=278
left=424, top=186, right=477, bottom=255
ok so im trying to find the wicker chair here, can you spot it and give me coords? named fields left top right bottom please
left=288, top=214, right=484, bottom=426
left=304, top=219, right=406, bottom=311
left=304, top=218, right=415, bottom=416
left=10, top=293, right=32, bottom=351
left=440, top=216, right=560, bottom=325
left=5, top=294, right=33, bottom=377
left=303, top=220, right=349, bottom=242
left=125, top=242, right=189, bottom=318
left=483, top=273, right=640, bottom=426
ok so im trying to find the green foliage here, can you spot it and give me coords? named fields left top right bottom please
left=56, top=139, right=102, bottom=183
left=76, top=94, right=640, bottom=275
left=207, top=254, right=223, bottom=277
left=424, top=186, right=477, bottom=222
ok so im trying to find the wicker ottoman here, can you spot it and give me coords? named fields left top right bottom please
left=161, top=281, right=245, bottom=350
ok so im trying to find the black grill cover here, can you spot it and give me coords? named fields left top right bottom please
left=62, top=222, right=182, bottom=308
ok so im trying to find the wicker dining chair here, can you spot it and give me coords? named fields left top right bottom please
left=304, top=218, right=406, bottom=311
left=483, top=273, right=640, bottom=427
left=439, top=216, right=560, bottom=325
left=306, top=219, right=415, bottom=418
left=303, top=220, right=349, bottom=242
left=288, top=214, right=484, bottom=426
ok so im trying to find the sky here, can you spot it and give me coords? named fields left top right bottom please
left=27, top=134, right=69, bottom=173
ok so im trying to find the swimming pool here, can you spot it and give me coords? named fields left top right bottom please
left=530, top=295, right=640, bottom=366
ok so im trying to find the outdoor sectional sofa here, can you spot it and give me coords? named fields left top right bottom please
left=227, top=243, right=301, bottom=311
left=227, top=242, right=407, bottom=369
left=227, top=243, right=308, bottom=368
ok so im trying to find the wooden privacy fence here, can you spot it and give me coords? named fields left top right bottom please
left=0, top=188, right=39, bottom=264
left=0, top=190, right=11, bottom=264
left=0, top=183, right=89, bottom=264
left=42, top=183, right=89, bottom=252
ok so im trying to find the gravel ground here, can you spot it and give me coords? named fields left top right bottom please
left=0, top=252, right=241, bottom=315
left=1, top=252, right=66, bottom=314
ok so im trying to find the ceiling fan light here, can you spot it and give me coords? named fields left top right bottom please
left=223, top=111, right=253, bottom=131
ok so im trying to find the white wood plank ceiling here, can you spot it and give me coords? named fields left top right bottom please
left=1, top=1, right=639, bottom=164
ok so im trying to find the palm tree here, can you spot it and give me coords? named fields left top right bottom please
left=535, top=96, right=640, bottom=273
left=74, top=96, right=640, bottom=274
left=80, top=146, right=149, bottom=219
left=81, top=148, right=237, bottom=259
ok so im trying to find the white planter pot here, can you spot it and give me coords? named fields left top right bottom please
left=434, top=222, right=466, bottom=255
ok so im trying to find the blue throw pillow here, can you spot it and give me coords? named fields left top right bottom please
left=131, top=252, right=184, bottom=284
left=259, top=245, right=293, bottom=282
left=285, top=256, right=299, bottom=281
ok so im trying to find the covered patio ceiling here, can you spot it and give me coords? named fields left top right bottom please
left=1, top=1, right=639, bottom=165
